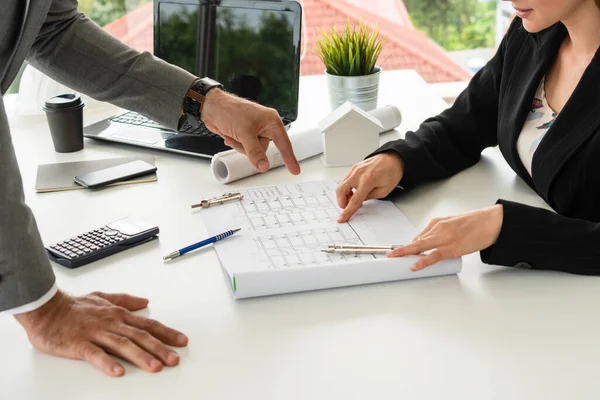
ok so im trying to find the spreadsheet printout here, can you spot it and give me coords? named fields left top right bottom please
left=201, top=180, right=417, bottom=274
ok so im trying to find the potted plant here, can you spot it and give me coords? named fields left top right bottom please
left=316, top=21, right=387, bottom=111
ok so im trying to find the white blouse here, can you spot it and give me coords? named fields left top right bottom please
left=516, top=76, right=559, bottom=176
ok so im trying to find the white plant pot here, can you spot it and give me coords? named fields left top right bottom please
left=325, top=66, right=382, bottom=112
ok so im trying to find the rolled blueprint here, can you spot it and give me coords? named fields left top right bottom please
left=211, top=105, right=402, bottom=184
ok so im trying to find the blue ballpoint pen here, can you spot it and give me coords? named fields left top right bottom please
left=163, top=228, right=241, bottom=261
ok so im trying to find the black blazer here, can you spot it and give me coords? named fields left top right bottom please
left=372, top=18, right=600, bottom=274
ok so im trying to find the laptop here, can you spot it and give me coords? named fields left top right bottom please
left=84, top=0, right=302, bottom=158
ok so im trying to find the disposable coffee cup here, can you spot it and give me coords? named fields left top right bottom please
left=43, top=93, right=85, bottom=153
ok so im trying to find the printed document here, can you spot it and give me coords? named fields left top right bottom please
left=201, top=180, right=461, bottom=298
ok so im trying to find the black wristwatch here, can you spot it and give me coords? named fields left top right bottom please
left=180, top=77, right=224, bottom=129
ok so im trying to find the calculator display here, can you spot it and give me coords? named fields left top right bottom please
left=107, top=217, right=155, bottom=236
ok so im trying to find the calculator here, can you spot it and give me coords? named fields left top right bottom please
left=46, top=217, right=160, bottom=268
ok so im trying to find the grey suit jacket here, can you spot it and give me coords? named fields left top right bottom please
left=0, top=0, right=196, bottom=311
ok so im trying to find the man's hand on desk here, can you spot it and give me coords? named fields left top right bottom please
left=15, top=291, right=188, bottom=377
left=336, top=152, right=405, bottom=223
left=201, top=89, right=301, bottom=175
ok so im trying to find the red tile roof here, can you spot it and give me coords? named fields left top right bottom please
left=103, top=0, right=471, bottom=83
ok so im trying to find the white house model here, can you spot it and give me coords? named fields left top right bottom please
left=318, top=101, right=384, bottom=167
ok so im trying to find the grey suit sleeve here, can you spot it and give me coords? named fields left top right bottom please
left=26, top=0, right=197, bottom=129
left=0, top=99, right=56, bottom=312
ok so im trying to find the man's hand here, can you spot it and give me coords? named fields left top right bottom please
left=15, top=291, right=188, bottom=377
left=388, top=205, right=504, bottom=271
left=336, top=153, right=405, bottom=223
left=201, top=89, right=301, bottom=175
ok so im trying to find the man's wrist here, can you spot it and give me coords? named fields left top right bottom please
left=14, top=290, right=69, bottom=328
left=201, top=88, right=226, bottom=126
left=180, top=77, right=224, bottom=128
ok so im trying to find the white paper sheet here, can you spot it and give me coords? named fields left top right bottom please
left=211, top=105, right=402, bottom=184
left=201, top=180, right=462, bottom=298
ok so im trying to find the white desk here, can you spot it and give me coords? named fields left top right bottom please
left=3, top=70, right=600, bottom=400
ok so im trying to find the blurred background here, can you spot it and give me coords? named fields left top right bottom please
left=8, top=0, right=516, bottom=104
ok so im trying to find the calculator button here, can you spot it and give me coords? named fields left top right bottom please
left=104, top=230, right=119, bottom=237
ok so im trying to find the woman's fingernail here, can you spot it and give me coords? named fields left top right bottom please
left=113, top=366, right=124, bottom=375
left=149, top=359, right=162, bottom=369
left=258, top=160, right=269, bottom=171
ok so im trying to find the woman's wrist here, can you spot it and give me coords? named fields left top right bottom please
left=489, top=204, right=504, bottom=245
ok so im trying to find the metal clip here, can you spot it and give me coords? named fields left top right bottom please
left=191, top=192, right=244, bottom=209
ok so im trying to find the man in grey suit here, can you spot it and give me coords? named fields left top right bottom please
left=1, top=0, right=300, bottom=377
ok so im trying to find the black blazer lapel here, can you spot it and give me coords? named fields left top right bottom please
left=497, top=23, right=567, bottom=191
left=532, top=47, right=600, bottom=203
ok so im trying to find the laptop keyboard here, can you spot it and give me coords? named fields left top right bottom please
left=109, top=111, right=217, bottom=137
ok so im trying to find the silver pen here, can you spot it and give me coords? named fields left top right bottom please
left=321, top=244, right=402, bottom=254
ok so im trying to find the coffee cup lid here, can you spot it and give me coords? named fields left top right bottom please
left=44, top=93, right=83, bottom=110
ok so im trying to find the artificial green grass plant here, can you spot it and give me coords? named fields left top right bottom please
left=316, top=21, right=387, bottom=77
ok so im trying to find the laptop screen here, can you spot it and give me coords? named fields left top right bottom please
left=155, top=0, right=301, bottom=122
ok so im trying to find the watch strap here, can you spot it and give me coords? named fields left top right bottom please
left=182, top=77, right=224, bottom=128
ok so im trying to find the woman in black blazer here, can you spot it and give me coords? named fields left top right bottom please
left=336, top=0, right=600, bottom=274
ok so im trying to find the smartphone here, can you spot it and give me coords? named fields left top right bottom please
left=74, top=160, right=157, bottom=188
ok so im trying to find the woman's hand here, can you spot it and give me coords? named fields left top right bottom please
left=389, top=205, right=504, bottom=271
left=336, top=153, right=405, bottom=223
